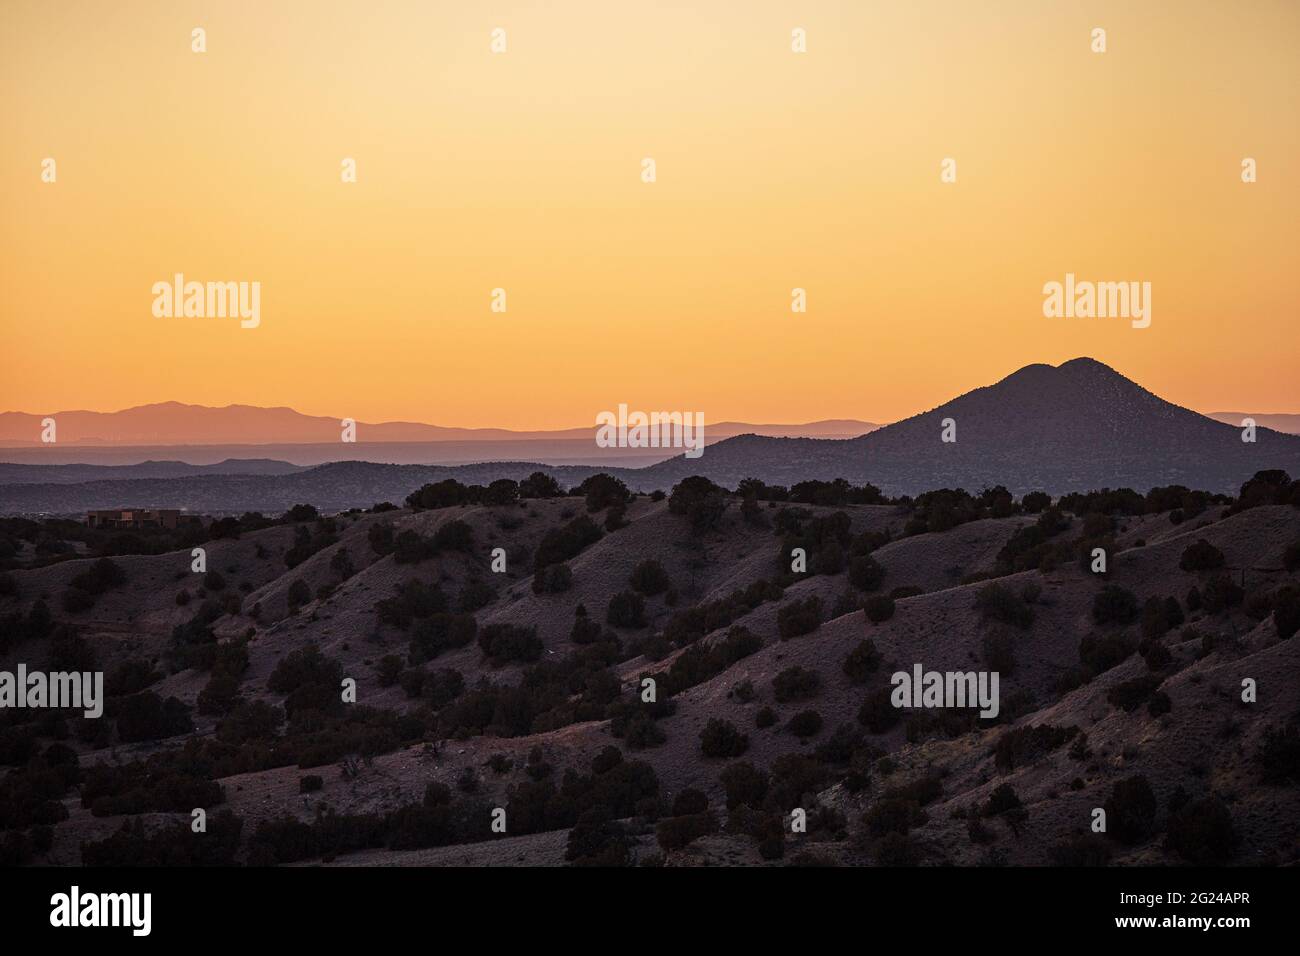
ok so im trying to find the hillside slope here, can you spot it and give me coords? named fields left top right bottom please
left=3, top=480, right=1297, bottom=867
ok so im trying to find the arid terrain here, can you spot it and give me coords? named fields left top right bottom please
left=2, top=468, right=1298, bottom=867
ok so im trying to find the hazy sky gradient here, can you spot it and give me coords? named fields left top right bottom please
left=2, top=0, right=1297, bottom=428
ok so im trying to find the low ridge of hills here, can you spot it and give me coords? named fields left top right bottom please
left=0, top=459, right=306, bottom=485
left=2, top=359, right=1297, bottom=514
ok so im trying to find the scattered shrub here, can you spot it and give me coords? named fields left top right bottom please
left=534, top=516, right=603, bottom=572
left=857, top=686, right=901, bottom=734
left=1200, top=575, right=1244, bottom=614
left=842, top=639, right=881, bottom=684
left=409, top=612, right=478, bottom=663
left=1104, top=775, right=1157, bottom=845
left=700, top=719, right=749, bottom=758
left=629, top=559, right=671, bottom=596
left=1079, top=632, right=1136, bottom=676
left=864, top=594, right=895, bottom=623
left=1092, top=585, right=1139, bottom=626
left=1021, top=491, right=1051, bottom=513
left=1179, top=539, right=1226, bottom=572
left=975, top=583, right=1033, bottom=628
left=1165, top=796, right=1236, bottom=864
left=982, top=783, right=1021, bottom=817
left=849, top=555, right=886, bottom=592
left=719, top=761, right=768, bottom=810
left=477, top=622, right=543, bottom=665
left=772, top=666, right=821, bottom=703
left=786, top=710, right=823, bottom=738
left=1273, top=586, right=1300, bottom=640
left=1107, top=675, right=1161, bottom=712
left=1147, top=690, right=1172, bottom=716
left=656, top=811, right=717, bottom=852
left=532, top=562, right=573, bottom=595
left=993, top=724, right=1077, bottom=772
left=1254, top=723, right=1300, bottom=783
left=287, top=578, right=312, bottom=613
left=580, top=474, right=632, bottom=513
left=606, top=590, right=647, bottom=629
left=113, top=692, right=194, bottom=743
left=777, top=596, right=822, bottom=640
left=982, top=629, right=1016, bottom=674
left=672, top=788, right=709, bottom=817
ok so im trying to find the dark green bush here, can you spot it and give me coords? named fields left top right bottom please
left=1079, top=632, right=1136, bottom=676
left=982, top=783, right=1021, bottom=817
left=842, top=639, right=881, bottom=684
left=1179, top=539, right=1225, bottom=572
left=777, top=596, right=822, bottom=639
left=849, top=555, right=886, bottom=592
left=700, top=719, right=749, bottom=758
left=606, top=590, right=647, bottom=629
left=1092, top=585, right=1139, bottom=625
left=858, top=686, right=901, bottom=733
left=1255, top=723, right=1300, bottom=783
left=1165, top=796, right=1236, bottom=864
left=629, top=559, right=671, bottom=596
left=477, top=622, right=543, bottom=665
left=772, top=666, right=821, bottom=703
left=1104, top=775, right=1157, bottom=845
left=532, top=562, right=573, bottom=594
left=786, top=710, right=823, bottom=738
left=864, top=594, right=895, bottom=623
left=1273, top=586, right=1300, bottom=640
left=1107, top=675, right=1161, bottom=712
left=975, top=583, right=1034, bottom=628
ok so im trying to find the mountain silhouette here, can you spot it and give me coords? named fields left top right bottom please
left=629, top=358, right=1300, bottom=494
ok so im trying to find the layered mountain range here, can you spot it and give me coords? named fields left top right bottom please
left=1, top=359, right=1297, bottom=514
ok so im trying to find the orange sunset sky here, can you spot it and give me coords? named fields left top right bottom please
left=1, top=0, right=1297, bottom=430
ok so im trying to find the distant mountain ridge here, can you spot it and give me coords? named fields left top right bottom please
left=0, top=402, right=876, bottom=446
left=1, top=359, right=1296, bottom=513
left=0, top=459, right=306, bottom=485
left=1206, top=412, right=1300, bottom=435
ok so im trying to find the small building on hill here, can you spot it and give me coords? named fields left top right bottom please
left=85, top=509, right=201, bottom=530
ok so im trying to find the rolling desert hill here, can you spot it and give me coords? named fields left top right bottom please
left=2, top=471, right=1298, bottom=867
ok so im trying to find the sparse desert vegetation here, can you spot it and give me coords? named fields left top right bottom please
left=0, top=468, right=1298, bottom=868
